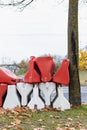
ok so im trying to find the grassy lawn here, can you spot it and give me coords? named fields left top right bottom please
left=79, top=70, right=87, bottom=85
left=0, top=105, right=87, bottom=130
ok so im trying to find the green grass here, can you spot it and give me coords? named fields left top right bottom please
left=0, top=105, right=87, bottom=130
left=79, top=70, right=87, bottom=85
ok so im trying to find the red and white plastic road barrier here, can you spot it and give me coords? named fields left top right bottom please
left=24, top=56, right=40, bottom=83
left=39, top=82, right=56, bottom=106
left=35, top=56, right=55, bottom=82
left=0, top=83, right=8, bottom=107
left=52, top=59, right=70, bottom=110
left=0, top=67, right=22, bottom=85
left=53, top=85, right=70, bottom=111
left=27, top=84, right=45, bottom=109
left=3, top=85, right=21, bottom=109
left=0, top=67, right=22, bottom=109
left=0, top=56, right=70, bottom=111
left=16, top=82, right=33, bottom=106
left=52, top=59, right=70, bottom=85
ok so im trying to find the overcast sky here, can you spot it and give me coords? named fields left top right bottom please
left=0, top=0, right=87, bottom=64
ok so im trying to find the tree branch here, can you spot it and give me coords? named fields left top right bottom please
left=0, top=0, right=34, bottom=8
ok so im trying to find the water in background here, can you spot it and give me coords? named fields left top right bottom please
left=63, top=86, right=87, bottom=103
left=40, top=85, right=87, bottom=103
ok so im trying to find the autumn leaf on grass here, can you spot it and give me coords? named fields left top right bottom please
left=0, top=108, right=6, bottom=114
left=21, top=112, right=31, bottom=117
left=52, top=107, right=61, bottom=112
left=2, top=128, right=8, bottom=130
left=6, top=108, right=17, bottom=115
left=22, top=106, right=30, bottom=111
left=14, top=106, right=22, bottom=113
left=80, top=128, right=87, bottom=130
left=38, top=119, right=45, bottom=122
left=67, top=118, right=73, bottom=121
left=44, top=106, right=53, bottom=110
left=30, top=109, right=38, bottom=113
left=65, top=128, right=76, bottom=130
left=55, top=127, right=76, bottom=130
left=11, top=119, right=21, bottom=125
left=55, top=127, right=64, bottom=130
left=33, top=128, right=44, bottom=130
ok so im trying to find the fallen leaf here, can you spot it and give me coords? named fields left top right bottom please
left=67, top=118, right=73, bottom=121
left=11, top=119, right=21, bottom=125
left=38, top=119, right=45, bottom=122
left=50, top=115, right=53, bottom=118
left=65, top=128, right=76, bottom=130
left=80, top=129, right=87, bottom=130
left=31, top=109, right=37, bottom=113
left=14, top=106, right=22, bottom=112
left=55, top=127, right=63, bottom=130
left=44, top=106, right=53, bottom=110
left=33, top=128, right=44, bottom=130
left=54, top=115, right=60, bottom=119
left=10, top=110, right=19, bottom=115
left=0, top=108, right=6, bottom=114
left=55, top=107, right=61, bottom=112
left=41, top=126, right=46, bottom=128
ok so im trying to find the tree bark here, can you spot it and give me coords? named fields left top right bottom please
left=68, top=0, right=81, bottom=106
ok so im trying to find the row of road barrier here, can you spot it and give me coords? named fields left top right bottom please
left=2, top=82, right=70, bottom=111
left=0, top=56, right=70, bottom=111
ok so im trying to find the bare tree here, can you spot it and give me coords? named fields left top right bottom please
left=0, top=0, right=34, bottom=9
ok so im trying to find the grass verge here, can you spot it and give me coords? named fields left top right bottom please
left=79, top=70, right=87, bottom=85
left=0, top=105, right=87, bottom=130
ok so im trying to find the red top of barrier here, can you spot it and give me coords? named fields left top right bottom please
left=24, top=56, right=40, bottom=83
left=35, top=56, right=55, bottom=82
left=0, top=67, right=22, bottom=85
left=52, top=58, right=70, bottom=85
left=0, top=83, right=8, bottom=106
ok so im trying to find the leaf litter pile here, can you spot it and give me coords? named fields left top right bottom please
left=0, top=105, right=87, bottom=130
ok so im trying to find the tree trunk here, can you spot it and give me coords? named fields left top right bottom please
left=68, top=0, right=81, bottom=106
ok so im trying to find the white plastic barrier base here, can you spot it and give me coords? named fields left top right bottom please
left=39, top=82, right=56, bottom=106
left=3, top=85, right=20, bottom=109
left=27, top=84, right=45, bottom=109
left=53, top=85, right=70, bottom=111
left=16, top=82, right=33, bottom=106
